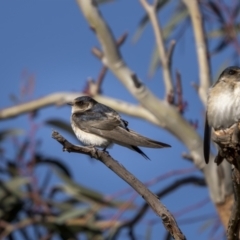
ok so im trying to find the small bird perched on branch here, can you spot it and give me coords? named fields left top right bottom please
left=204, top=66, right=240, bottom=164
left=68, top=96, right=171, bottom=159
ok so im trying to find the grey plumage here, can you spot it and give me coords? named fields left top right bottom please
left=68, top=96, right=171, bottom=159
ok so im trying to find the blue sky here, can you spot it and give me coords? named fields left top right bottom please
left=0, top=1, right=231, bottom=239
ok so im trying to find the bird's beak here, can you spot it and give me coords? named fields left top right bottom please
left=67, top=102, right=73, bottom=106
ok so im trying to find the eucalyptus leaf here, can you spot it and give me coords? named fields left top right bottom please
left=0, top=177, right=30, bottom=199
left=0, top=129, right=24, bottom=142
left=96, top=0, right=114, bottom=4
left=57, top=208, right=90, bottom=224
left=45, top=119, right=75, bottom=137
left=35, top=154, right=72, bottom=177
left=55, top=170, right=134, bottom=209
left=133, top=0, right=170, bottom=43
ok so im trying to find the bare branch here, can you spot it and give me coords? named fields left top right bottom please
left=91, top=47, right=103, bottom=59
left=112, top=176, right=205, bottom=239
left=0, top=92, right=75, bottom=119
left=139, top=0, right=174, bottom=98
left=88, top=33, right=129, bottom=95
left=52, top=130, right=186, bottom=240
left=182, top=0, right=211, bottom=107
left=0, top=92, right=161, bottom=126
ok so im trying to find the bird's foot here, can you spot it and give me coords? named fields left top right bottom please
left=84, top=145, right=98, bottom=158
left=102, top=147, right=110, bottom=156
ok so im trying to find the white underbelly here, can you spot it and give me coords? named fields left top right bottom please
left=71, top=123, right=111, bottom=148
left=208, top=87, right=240, bottom=129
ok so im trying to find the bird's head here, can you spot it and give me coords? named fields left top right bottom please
left=67, top=96, right=97, bottom=113
left=213, top=66, right=240, bottom=89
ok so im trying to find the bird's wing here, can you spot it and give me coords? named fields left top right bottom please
left=72, top=110, right=122, bottom=131
left=109, top=128, right=171, bottom=148
left=203, top=113, right=211, bottom=164
left=73, top=110, right=170, bottom=148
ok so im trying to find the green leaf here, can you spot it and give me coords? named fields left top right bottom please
left=46, top=198, right=79, bottom=212
left=35, top=154, right=72, bottom=177
left=57, top=208, right=90, bottom=224
left=208, top=23, right=240, bottom=39
left=207, top=1, right=224, bottom=23
left=55, top=170, right=133, bottom=209
left=162, top=7, right=188, bottom=39
left=0, top=177, right=30, bottom=199
left=96, top=0, right=114, bottom=4
left=148, top=45, right=160, bottom=77
left=0, top=129, right=24, bottom=142
left=148, top=7, right=188, bottom=76
left=45, top=119, right=75, bottom=137
left=145, top=224, right=152, bottom=240
left=132, top=0, right=170, bottom=43
left=198, top=218, right=215, bottom=233
left=55, top=171, right=106, bottom=204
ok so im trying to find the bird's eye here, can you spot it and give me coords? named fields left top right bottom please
left=77, top=101, right=84, bottom=106
left=228, top=69, right=236, bottom=75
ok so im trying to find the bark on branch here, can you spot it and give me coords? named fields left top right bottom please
left=139, top=0, right=174, bottom=99
left=0, top=93, right=159, bottom=126
left=52, top=130, right=186, bottom=240
left=182, top=0, right=211, bottom=107
left=211, top=124, right=240, bottom=239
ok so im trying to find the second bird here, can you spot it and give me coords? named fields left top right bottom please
left=204, top=66, right=240, bottom=164
left=68, top=96, right=171, bottom=159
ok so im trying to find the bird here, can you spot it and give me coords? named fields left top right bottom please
left=68, top=96, right=171, bottom=159
left=204, top=66, right=240, bottom=164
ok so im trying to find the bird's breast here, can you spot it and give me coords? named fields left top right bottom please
left=71, top=122, right=111, bottom=148
left=207, top=86, right=240, bottom=129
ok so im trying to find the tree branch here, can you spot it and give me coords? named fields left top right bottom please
left=111, top=176, right=205, bottom=239
left=0, top=93, right=160, bottom=126
left=52, top=130, right=186, bottom=240
left=211, top=123, right=240, bottom=237
left=139, top=0, right=174, bottom=98
left=182, top=0, right=211, bottom=107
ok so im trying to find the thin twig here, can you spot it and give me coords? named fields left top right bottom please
left=52, top=130, right=186, bottom=240
left=176, top=71, right=185, bottom=114
left=139, top=0, right=174, bottom=99
left=91, top=33, right=129, bottom=94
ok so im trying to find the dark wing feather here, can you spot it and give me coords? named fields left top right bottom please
left=72, top=110, right=121, bottom=131
left=87, top=126, right=170, bottom=148
left=73, top=107, right=170, bottom=149
left=130, top=146, right=150, bottom=160
left=203, top=114, right=211, bottom=164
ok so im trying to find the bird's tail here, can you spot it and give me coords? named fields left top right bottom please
left=126, top=129, right=171, bottom=148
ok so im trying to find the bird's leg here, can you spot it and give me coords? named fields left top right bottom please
left=122, top=119, right=129, bottom=127
left=85, top=145, right=99, bottom=158
left=87, top=144, right=97, bottom=150
left=102, top=147, right=109, bottom=154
